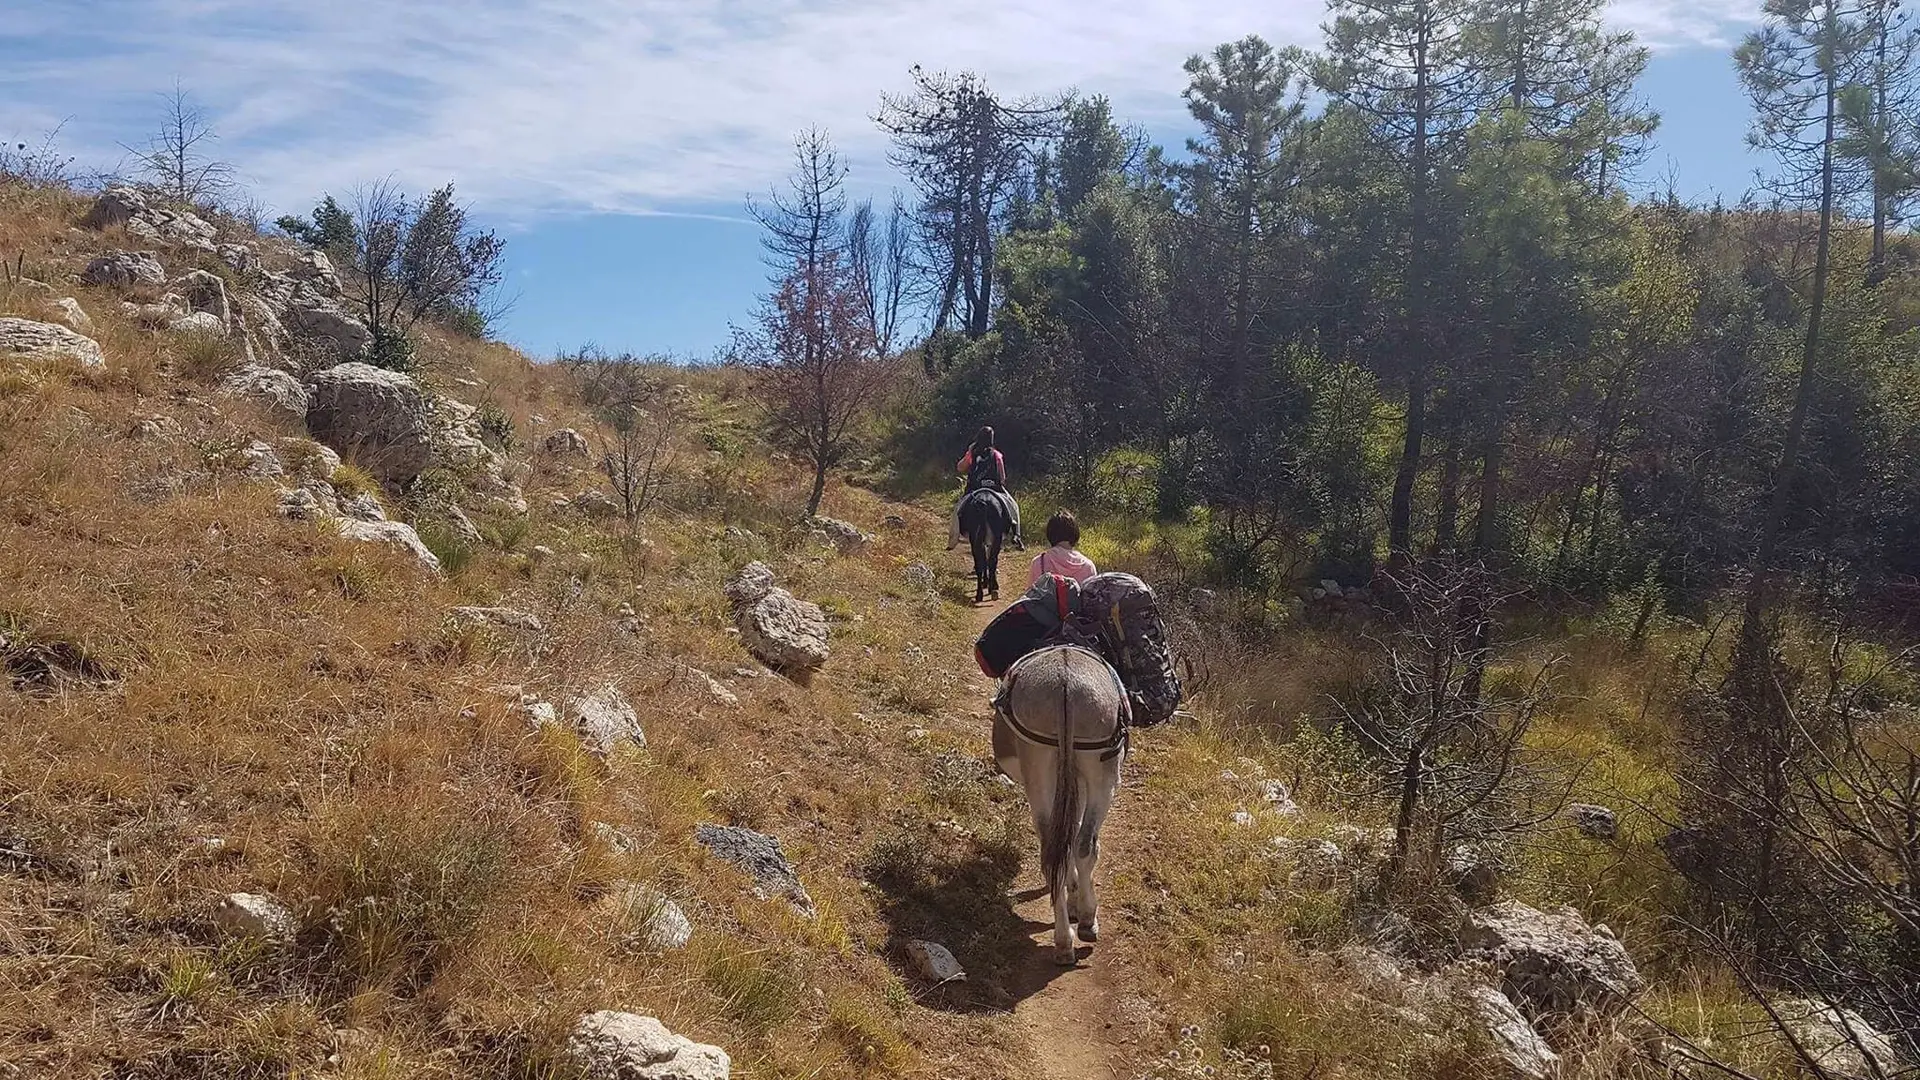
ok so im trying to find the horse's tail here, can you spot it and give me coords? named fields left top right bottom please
left=1042, top=648, right=1083, bottom=908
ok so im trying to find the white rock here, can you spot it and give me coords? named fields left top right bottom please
left=566, top=1011, right=730, bottom=1080
left=560, top=684, right=646, bottom=756
left=0, top=317, right=104, bottom=368
left=603, top=884, right=694, bottom=951
left=724, top=562, right=830, bottom=678
left=905, top=939, right=967, bottom=983
left=336, top=519, right=442, bottom=574
left=1465, top=901, right=1644, bottom=1017
left=1464, top=984, right=1560, bottom=1080
left=304, top=363, right=436, bottom=485
left=1772, top=997, right=1904, bottom=1080
left=545, top=427, right=590, bottom=456
left=46, top=296, right=92, bottom=332
left=81, top=250, right=166, bottom=288
left=219, top=364, right=309, bottom=423
left=679, top=665, right=738, bottom=707
left=216, top=892, right=296, bottom=944
left=449, top=606, right=544, bottom=632
left=237, top=439, right=284, bottom=478
left=168, top=311, right=227, bottom=336
left=809, top=515, right=872, bottom=553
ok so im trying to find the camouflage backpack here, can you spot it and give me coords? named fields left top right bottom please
left=1078, top=572, right=1183, bottom=727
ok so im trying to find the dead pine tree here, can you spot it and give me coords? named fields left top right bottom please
left=125, top=84, right=234, bottom=206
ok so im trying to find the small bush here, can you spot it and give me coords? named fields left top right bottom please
left=303, top=801, right=511, bottom=996
left=475, top=401, right=514, bottom=450
left=415, top=520, right=476, bottom=577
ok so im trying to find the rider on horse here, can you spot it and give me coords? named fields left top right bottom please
left=948, top=426, right=1023, bottom=551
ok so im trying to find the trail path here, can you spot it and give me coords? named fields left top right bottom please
left=961, top=589, right=1130, bottom=1080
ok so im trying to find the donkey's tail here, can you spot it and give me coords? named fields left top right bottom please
left=1042, top=649, right=1083, bottom=908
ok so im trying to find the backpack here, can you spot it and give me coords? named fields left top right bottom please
left=974, top=573, right=1080, bottom=678
left=1078, top=572, right=1183, bottom=727
left=966, top=450, right=1002, bottom=491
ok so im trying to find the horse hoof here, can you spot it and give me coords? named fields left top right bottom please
left=1054, top=947, right=1078, bottom=967
left=1078, top=923, right=1099, bottom=943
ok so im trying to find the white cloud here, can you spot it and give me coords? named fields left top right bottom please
left=0, top=0, right=1760, bottom=222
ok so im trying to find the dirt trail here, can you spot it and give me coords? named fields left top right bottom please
left=962, top=592, right=1128, bottom=1080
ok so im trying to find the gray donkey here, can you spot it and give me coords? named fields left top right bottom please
left=991, top=644, right=1128, bottom=964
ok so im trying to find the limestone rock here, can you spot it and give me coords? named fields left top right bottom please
left=168, top=311, right=227, bottom=336
left=1771, top=997, right=1904, bottom=1080
left=545, top=427, right=590, bottom=456
left=45, top=296, right=92, bottom=332
left=566, top=1011, right=730, bottom=1080
left=575, top=489, right=621, bottom=518
left=215, top=892, right=296, bottom=945
left=219, top=364, right=309, bottom=423
left=304, top=363, right=436, bottom=485
left=558, top=684, right=645, bottom=756
left=905, top=939, right=967, bottom=983
left=336, top=519, right=441, bottom=574
left=809, top=515, right=872, bottom=553
left=81, top=250, right=166, bottom=289
left=1463, top=984, right=1560, bottom=1080
left=723, top=562, right=830, bottom=679
left=695, top=823, right=815, bottom=916
left=449, top=606, right=544, bottom=633
left=0, top=317, right=104, bottom=368
left=173, top=269, right=231, bottom=332
left=1464, top=901, right=1644, bottom=1018
left=1566, top=803, right=1618, bottom=841
left=603, top=884, right=694, bottom=951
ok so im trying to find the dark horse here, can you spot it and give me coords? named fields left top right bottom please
left=959, top=489, right=1016, bottom=603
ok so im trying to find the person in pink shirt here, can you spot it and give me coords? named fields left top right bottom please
left=1029, top=510, right=1097, bottom=587
left=949, top=426, right=1023, bottom=550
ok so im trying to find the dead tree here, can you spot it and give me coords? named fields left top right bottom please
left=125, top=84, right=233, bottom=205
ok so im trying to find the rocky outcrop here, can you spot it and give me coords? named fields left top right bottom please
left=695, top=823, right=815, bottom=916
left=566, top=1011, right=730, bottom=1080
left=303, top=363, right=436, bottom=485
left=0, top=318, right=104, bottom=368
left=1464, top=901, right=1643, bottom=1018
left=82, top=186, right=217, bottom=252
left=219, top=364, right=309, bottom=423
left=81, top=251, right=167, bottom=289
left=723, top=562, right=830, bottom=679
left=336, top=519, right=441, bottom=574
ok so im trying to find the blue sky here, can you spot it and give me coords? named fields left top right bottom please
left=1, top=0, right=1764, bottom=359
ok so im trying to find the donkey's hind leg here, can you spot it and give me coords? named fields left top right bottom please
left=1072, top=753, right=1121, bottom=942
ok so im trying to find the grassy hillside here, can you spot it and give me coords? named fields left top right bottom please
left=0, top=181, right=1867, bottom=1080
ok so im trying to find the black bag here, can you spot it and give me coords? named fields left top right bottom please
left=966, top=450, right=1002, bottom=491
left=974, top=573, right=1080, bottom=677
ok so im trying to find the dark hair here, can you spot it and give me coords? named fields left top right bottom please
left=973, top=425, right=995, bottom=453
left=1045, top=511, right=1081, bottom=547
